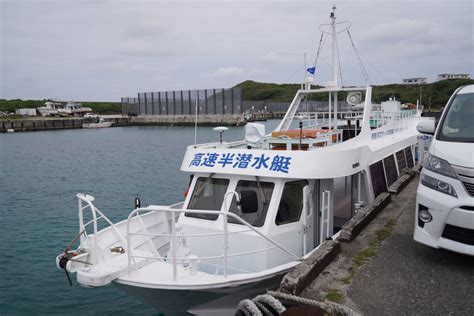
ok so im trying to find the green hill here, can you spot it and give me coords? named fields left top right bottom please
left=1, top=78, right=472, bottom=114
left=236, top=79, right=474, bottom=109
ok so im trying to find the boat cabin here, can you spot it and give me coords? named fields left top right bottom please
left=174, top=167, right=369, bottom=274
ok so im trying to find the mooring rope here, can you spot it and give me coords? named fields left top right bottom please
left=64, top=230, right=85, bottom=252
left=266, top=290, right=361, bottom=316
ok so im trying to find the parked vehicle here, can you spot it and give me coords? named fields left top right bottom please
left=414, top=84, right=474, bottom=255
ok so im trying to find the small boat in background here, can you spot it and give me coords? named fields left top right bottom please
left=82, top=117, right=113, bottom=128
left=59, top=101, right=92, bottom=116
left=37, top=101, right=61, bottom=116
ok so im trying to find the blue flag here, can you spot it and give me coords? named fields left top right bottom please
left=306, top=67, right=316, bottom=75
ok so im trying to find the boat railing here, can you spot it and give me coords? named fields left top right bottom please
left=298, top=110, right=364, bottom=128
left=76, top=194, right=127, bottom=263
left=126, top=192, right=301, bottom=281
left=369, top=109, right=417, bottom=127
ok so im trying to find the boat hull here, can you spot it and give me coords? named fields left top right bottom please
left=82, top=122, right=113, bottom=128
left=114, top=272, right=285, bottom=315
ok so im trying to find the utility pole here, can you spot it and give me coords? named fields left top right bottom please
left=419, top=84, right=423, bottom=107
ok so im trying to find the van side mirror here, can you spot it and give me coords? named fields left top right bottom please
left=416, top=121, right=435, bottom=135
left=238, top=190, right=259, bottom=214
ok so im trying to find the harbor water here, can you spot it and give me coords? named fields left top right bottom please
left=0, top=122, right=280, bottom=315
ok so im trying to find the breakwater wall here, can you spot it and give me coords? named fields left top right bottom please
left=0, top=117, right=131, bottom=133
left=0, top=115, right=243, bottom=133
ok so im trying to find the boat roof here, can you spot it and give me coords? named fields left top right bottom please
left=458, top=84, right=474, bottom=94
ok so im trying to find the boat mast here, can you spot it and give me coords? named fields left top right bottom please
left=330, top=6, right=340, bottom=130
left=331, top=6, right=339, bottom=88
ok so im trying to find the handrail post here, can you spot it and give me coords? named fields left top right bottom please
left=78, top=198, right=85, bottom=245
left=171, top=211, right=177, bottom=281
left=127, top=212, right=132, bottom=275
left=91, top=202, right=98, bottom=263
left=222, top=190, right=239, bottom=278
left=326, top=191, right=331, bottom=238
left=223, top=213, right=228, bottom=278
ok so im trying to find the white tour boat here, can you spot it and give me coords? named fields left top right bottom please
left=55, top=7, right=430, bottom=314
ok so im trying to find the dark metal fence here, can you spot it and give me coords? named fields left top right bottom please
left=122, top=87, right=243, bottom=116
left=122, top=88, right=351, bottom=116
left=121, top=97, right=139, bottom=116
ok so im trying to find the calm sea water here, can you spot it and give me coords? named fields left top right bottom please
left=0, top=122, right=280, bottom=315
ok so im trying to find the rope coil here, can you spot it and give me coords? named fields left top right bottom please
left=235, top=291, right=361, bottom=316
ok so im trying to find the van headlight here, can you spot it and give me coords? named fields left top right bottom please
left=421, top=173, right=457, bottom=197
left=424, top=153, right=458, bottom=178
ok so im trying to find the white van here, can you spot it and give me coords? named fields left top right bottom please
left=414, top=84, right=474, bottom=255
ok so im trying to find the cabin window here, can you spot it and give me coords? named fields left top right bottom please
left=228, top=180, right=274, bottom=227
left=383, top=154, right=398, bottom=187
left=405, top=146, right=414, bottom=168
left=369, top=160, right=387, bottom=197
left=276, top=180, right=308, bottom=225
left=396, top=150, right=407, bottom=172
left=186, top=177, right=229, bottom=220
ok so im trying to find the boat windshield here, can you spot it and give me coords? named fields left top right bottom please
left=228, top=180, right=274, bottom=227
left=186, top=177, right=229, bottom=220
left=438, top=92, right=474, bottom=143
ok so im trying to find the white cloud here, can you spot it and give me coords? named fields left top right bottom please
left=203, top=67, right=245, bottom=79
left=0, top=0, right=472, bottom=100
left=259, top=52, right=296, bottom=65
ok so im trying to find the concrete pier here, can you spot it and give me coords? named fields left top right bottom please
left=0, top=114, right=243, bottom=133
left=1, top=118, right=84, bottom=132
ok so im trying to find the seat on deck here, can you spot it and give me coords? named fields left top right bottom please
left=271, top=129, right=337, bottom=142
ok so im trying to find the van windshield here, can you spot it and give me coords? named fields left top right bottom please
left=438, top=92, right=474, bottom=143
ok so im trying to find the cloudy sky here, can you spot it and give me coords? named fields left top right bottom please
left=0, top=0, right=472, bottom=101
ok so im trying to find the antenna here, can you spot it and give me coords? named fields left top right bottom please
left=331, top=5, right=339, bottom=88
left=194, top=99, right=198, bottom=147
left=213, top=126, right=229, bottom=144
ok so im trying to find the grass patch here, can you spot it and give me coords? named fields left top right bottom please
left=350, top=219, right=398, bottom=270
left=353, top=248, right=377, bottom=267
left=341, top=276, right=352, bottom=285
left=340, top=268, right=356, bottom=285
left=325, top=289, right=345, bottom=304
left=375, top=219, right=396, bottom=242
left=0, top=114, right=24, bottom=121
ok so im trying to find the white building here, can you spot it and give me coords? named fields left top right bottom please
left=15, top=108, right=37, bottom=116
left=402, top=77, right=427, bottom=85
left=437, top=73, right=470, bottom=81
